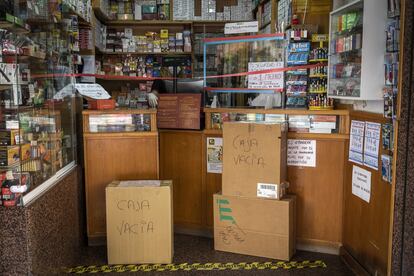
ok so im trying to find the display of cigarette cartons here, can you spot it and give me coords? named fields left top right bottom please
left=106, top=180, right=173, bottom=265
left=222, top=122, right=287, bottom=198
left=214, top=193, right=296, bottom=260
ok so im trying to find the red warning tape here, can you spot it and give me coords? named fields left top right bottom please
left=30, top=62, right=326, bottom=80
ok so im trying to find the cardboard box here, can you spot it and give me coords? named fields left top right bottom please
left=222, top=122, right=287, bottom=197
left=214, top=193, right=295, bottom=260
left=87, top=99, right=116, bottom=110
left=106, top=180, right=173, bottom=265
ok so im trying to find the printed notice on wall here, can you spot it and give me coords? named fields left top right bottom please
left=349, top=120, right=365, bottom=165
left=352, top=165, right=372, bottom=203
left=363, top=122, right=381, bottom=170
left=224, top=21, right=259, bottom=34
left=207, top=137, right=223, bottom=174
left=287, top=139, right=316, bottom=167
left=248, top=62, right=284, bottom=90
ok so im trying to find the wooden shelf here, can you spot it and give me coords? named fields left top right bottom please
left=95, top=75, right=156, bottom=81
left=93, top=7, right=253, bottom=28
left=0, top=20, right=30, bottom=34
left=83, top=131, right=158, bottom=138
left=63, top=2, right=92, bottom=27
left=203, top=129, right=349, bottom=140
left=83, top=108, right=157, bottom=115
left=96, top=50, right=192, bottom=56
left=204, top=107, right=350, bottom=116
left=0, top=84, right=12, bottom=91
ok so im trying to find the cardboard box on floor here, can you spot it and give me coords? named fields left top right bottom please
left=106, top=180, right=173, bottom=265
left=222, top=122, right=287, bottom=198
left=213, top=193, right=295, bottom=261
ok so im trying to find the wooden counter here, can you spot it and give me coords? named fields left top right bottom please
left=162, top=108, right=350, bottom=254
left=83, top=109, right=159, bottom=244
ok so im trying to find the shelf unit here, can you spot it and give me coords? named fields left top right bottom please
left=0, top=0, right=81, bottom=207
left=328, top=0, right=387, bottom=100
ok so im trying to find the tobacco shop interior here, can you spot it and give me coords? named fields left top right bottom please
left=0, top=0, right=412, bottom=275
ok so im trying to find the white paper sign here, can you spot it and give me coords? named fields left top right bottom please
left=248, top=62, right=284, bottom=90
left=207, top=137, right=223, bottom=174
left=363, top=122, right=381, bottom=170
left=74, top=83, right=111, bottom=99
left=352, top=165, right=372, bottom=203
left=349, top=120, right=365, bottom=164
left=224, top=21, right=259, bottom=34
left=54, top=84, right=75, bottom=100
left=287, top=139, right=316, bottom=167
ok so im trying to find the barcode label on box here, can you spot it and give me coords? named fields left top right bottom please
left=257, top=183, right=278, bottom=199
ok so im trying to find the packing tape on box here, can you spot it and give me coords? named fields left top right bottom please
left=65, top=260, right=327, bottom=273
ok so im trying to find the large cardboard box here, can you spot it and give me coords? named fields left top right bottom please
left=213, top=193, right=295, bottom=260
left=106, top=180, right=173, bottom=264
left=222, top=122, right=287, bottom=197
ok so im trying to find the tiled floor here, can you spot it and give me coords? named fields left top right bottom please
left=73, top=234, right=354, bottom=275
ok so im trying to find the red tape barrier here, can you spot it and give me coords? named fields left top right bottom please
left=31, top=62, right=326, bottom=80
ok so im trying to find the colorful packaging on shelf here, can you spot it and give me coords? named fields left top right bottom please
left=0, top=146, right=20, bottom=166
left=0, top=130, right=20, bottom=146
left=382, top=123, right=394, bottom=151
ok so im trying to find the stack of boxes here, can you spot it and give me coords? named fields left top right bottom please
left=213, top=122, right=295, bottom=261
left=173, top=0, right=253, bottom=21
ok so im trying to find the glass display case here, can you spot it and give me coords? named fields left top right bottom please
left=328, top=0, right=363, bottom=98
left=204, top=109, right=340, bottom=134
left=328, top=0, right=387, bottom=100
left=203, top=34, right=286, bottom=108
left=0, top=1, right=80, bottom=206
left=82, top=109, right=157, bottom=133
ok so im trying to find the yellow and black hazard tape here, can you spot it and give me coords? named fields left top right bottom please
left=65, top=260, right=327, bottom=273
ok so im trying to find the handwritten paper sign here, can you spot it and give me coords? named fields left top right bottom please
left=287, top=139, right=316, bottom=167
left=248, top=62, right=284, bottom=90
left=74, top=83, right=111, bottom=99
left=363, top=122, right=381, bottom=170
left=207, top=137, right=223, bottom=174
left=349, top=120, right=365, bottom=164
left=224, top=21, right=259, bottom=34
left=352, top=165, right=372, bottom=203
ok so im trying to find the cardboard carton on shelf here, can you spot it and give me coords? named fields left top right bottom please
left=222, top=122, right=287, bottom=198
left=106, top=180, right=173, bottom=265
left=87, top=99, right=116, bottom=110
left=213, top=193, right=296, bottom=261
